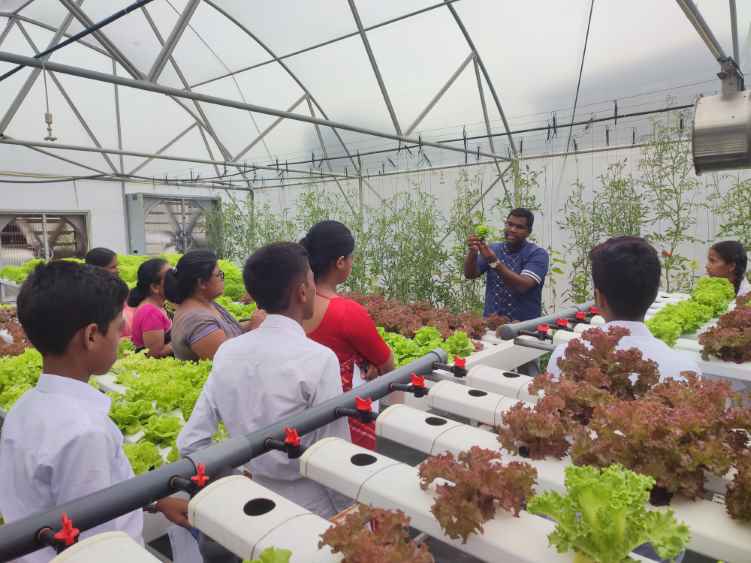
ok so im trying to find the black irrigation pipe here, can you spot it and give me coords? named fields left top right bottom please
left=0, top=349, right=446, bottom=561
left=498, top=302, right=595, bottom=340
left=0, top=0, right=155, bottom=83
left=189, top=103, right=695, bottom=184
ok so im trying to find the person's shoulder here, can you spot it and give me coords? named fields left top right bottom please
left=524, top=241, right=548, bottom=257
left=213, top=329, right=255, bottom=358
left=301, top=334, right=339, bottom=360
left=339, top=297, right=371, bottom=318
left=4, top=394, right=112, bottom=454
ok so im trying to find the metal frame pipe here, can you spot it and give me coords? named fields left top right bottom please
left=674, top=0, right=728, bottom=62
left=0, top=51, right=509, bottom=163
left=0, top=0, right=155, bottom=83
left=497, top=302, right=594, bottom=340
left=0, top=350, right=445, bottom=561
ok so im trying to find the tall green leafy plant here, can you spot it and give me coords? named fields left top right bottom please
left=713, top=175, right=751, bottom=247
left=445, top=169, right=486, bottom=313
left=559, top=179, right=598, bottom=303
left=639, top=117, right=701, bottom=292
left=593, top=160, right=648, bottom=238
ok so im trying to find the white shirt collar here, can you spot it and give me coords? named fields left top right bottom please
left=604, top=320, right=652, bottom=337
left=260, top=313, right=306, bottom=336
left=35, top=373, right=111, bottom=414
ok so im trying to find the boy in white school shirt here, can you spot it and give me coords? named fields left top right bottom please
left=0, top=261, right=188, bottom=563
left=178, top=242, right=351, bottom=519
left=546, top=236, right=699, bottom=381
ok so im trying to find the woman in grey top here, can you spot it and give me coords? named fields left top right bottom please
left=165, top=250, right=265, bottom=361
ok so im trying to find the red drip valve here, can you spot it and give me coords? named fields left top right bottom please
left=191, top=463, right=209, bottom=489
left=411, top=374, right=426, bottom=388
left=537, top=323, right=550, bottom=334
left=555, top=318, right=569, bottom=328
left=284, top=427, right=301, bottom=448
left=355, top=396, right=373, bottom=413
left=53, top=513, right=79, bottom=547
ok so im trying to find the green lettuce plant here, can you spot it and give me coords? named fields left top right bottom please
left=527, top=464, right=690, bottom=563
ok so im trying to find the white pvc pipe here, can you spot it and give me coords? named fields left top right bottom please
left=466, top=365, right=538, bottom=403
left=376, top=405, right=751, bottom=561
left=376, top=404, right=567, bottom=494
left=50, top=532, right=160, bottom=563
left=300, top=437, right=571, bottom=563
left=426, top=380, right=519, bottom=426
left=188, top=476, right=338, bottom=562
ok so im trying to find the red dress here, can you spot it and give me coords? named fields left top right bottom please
left=308, top=296, right=392, bottom=450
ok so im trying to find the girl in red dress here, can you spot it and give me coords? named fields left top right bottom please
left=301, top=221, right=395, bottom=450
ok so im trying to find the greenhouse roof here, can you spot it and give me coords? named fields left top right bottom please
left=0, top=0, right=749, bottom=190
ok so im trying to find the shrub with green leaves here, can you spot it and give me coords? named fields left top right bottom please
left=528, top=464, right=690, bottom=563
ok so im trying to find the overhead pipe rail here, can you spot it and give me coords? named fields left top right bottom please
left=497, top=302, right=595, bottom=341
left=0, top=349, right=447, bottom=561
left=0, top=0, right=155, bottom=83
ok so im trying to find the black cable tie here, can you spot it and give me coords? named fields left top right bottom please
left=476, top=145, right=480, bottom=161
left=605, top=127, right=610, bottom=146
left=614, top=100, right=618, bottom=125
left=520, top=138, right=523, bottom=155
left=679, top=114, right=684, bottom=130
left=275, top=158, right=279, bottom=170
left=546, top=122, right=551, bottom=142
left=573, top=138, right=578, bottom=152
left=285, top=160, right=289, bottom=172
left=552, top=113, right=558, bottom=136
left=632, top=128, right=636, bottom=145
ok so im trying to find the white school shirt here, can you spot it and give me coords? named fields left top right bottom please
left=177, top=314, right=351, bottom=518
left=0, top=374, right=143, bottom=563
left=546, top=320, right=700, bottom=382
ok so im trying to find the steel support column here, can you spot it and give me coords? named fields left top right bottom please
left=306, top=96, right=357, bottom=216
left=191, top=0, right=463, bottom=90
left=16, top=21, right=120, bottom=174
left=674, top=0, right=728, bottom=62
left=233, top=95, right=307, bottom=162
left=0, top=137, right=349, bottom=179
left=347, top=0, right=402, bottom=135
left=148, top=0, right=199, bottom=82
left=58, top=0, right=143, bottom=78
left=406, top=52, right=474, bottom=137
left=128, top=123, right=197, bottom=175
left=730, top=0, right=740, bottom=66
left=444, top=0, right=518, bottom=157
left=0, top=50, right=510, bottom=163
left=0, top=13, right=109, bottom=56
left=0, top=5, right=77, bottom=134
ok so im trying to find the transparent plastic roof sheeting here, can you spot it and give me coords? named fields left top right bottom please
left=0, top=0, right=747, bottom=188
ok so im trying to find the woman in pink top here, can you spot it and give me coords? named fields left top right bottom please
left=129, top=258, right=173, bottom=357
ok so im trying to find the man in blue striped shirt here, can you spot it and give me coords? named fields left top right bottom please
left=464, top=208, right=549, bottom=322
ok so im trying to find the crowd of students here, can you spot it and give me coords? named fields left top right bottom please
left=0, top=219, right=748, bottom=562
